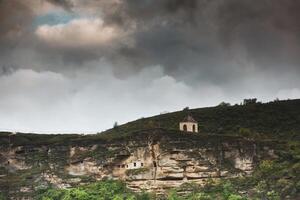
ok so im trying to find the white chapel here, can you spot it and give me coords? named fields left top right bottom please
left=179, top=115, right=198, bottom=133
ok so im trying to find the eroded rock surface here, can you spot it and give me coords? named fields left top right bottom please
left=0, top=129, right=278, bottom=199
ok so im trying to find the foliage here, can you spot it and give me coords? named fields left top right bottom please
left=218, top=102, right=231, bottom=107
left=0, top=193, right=5, bottom=200
left=126, top=168, right=149, bottom=176
left=183, top=107, right=189, bottom=111
left=176, top=146, right=300, bottom=199
left=167, top=190, right=182, bottom=200
left=243, top=98, right=258, bottom=105
left=113, top=122, right=118, bottom=129
left=4, top=147, right=300, bottom=199
left=227, top=194, right=245, bottom=200
left=36, top=180, right=149, bottom=200
left=100, top=99, right=300, bottom=141
left=36, top=156, right=300, bottom=200
left=1, top=99, right=300, bottom=146
left=1, top=99, right=300, bottom=199
left=172, top=180, right=247, bottom=200
left=248, top=158, right=299, bottom=199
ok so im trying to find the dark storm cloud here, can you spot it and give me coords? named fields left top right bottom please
left=1, top=0, right=300, bottom=81
left=0, top=0, right=75, bottom=75
left=46, top=0, right=73, bottom=10
left=1, top=0, right=300, bottom=132
left=38, top=0, right=299, bottom=81
left=0, top=0, right=33, bottom=47
left=215, top=0, right=300, bottom=69
left=0, top=0, right=35, bottom=75
left=0, top=0, right=72, bottom=46
left=117, top=0, right=300, bottom=69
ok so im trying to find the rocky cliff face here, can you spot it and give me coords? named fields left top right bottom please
left=0, top=129, right=278, bottom=199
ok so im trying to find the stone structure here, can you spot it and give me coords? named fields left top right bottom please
left=179, top=115, right=198, bottom=133
left=118, top=160, right=144, bottom=169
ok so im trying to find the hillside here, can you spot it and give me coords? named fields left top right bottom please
left=0, top=99, right=299, bottom=199
left=2, top=129, right=299, bottom=199
left=1, top=99, right=299, bottom=146
left=102, top=99, right=300, bottom=140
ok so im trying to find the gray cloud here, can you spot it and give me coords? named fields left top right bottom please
left=36, top=0, right=299, bottom=81
left=4, top=0, right=295, bottom=78
left=0, top=0, right=33, bottom=50
left=0, top=0, right=300, bottom=132
left=46, top=0, right=73, bottom=10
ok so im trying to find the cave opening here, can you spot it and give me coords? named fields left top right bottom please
left=153, top=161, right=157, bottom=167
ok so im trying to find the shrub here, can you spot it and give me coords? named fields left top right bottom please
left=218, top=102, right=231, bottom=107
left=227, top=194, right=245, bottom=200
left=243, top=98, right=257, bottom=105
left=188, top=192, right=212, bottom=200
left=36, top=180, right=131, bottom=200
left=126, top=168, right=149, bottom=176
left=167, top=190, right=182, bottom=200
left=0, top=193, right=5, bottom=200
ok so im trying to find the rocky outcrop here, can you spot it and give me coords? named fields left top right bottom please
left=0, top=129, right=278, bottom=199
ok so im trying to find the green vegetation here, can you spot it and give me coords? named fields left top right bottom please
left=0, top=193, right=4, bottom=200
left=168, top=140, right=300, bottom=199
left=36, top=180, right=151, bottom=200
left=34, top=135, right=300, bottom=200
left=125, top=168, right=149, bottom=176
left=1, top=99, right=299, bottom=146
left=102, top=99, right=300, bottom=141
left=0, top=99, right=299, bottom=199
left=36, top=154, right=300, bottom=200
left=169, top=181, right=247, bottom=200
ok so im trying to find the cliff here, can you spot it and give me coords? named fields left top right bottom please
left=0, top=99, right=300, bottom=199
left=0, top=129, right=280, bottom=199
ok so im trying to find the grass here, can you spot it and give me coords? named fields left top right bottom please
left=101, top=99, right=300, bottom=140
left=125, top=168, right=149, bottom=176
left=0, top=99, right=299, bottom=199
left=1, top=99, right=299, bottom=147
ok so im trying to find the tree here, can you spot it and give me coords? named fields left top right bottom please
left=218, top=102, right=231, bottom=107
left=243, top=98, right=257, bottom=105
left=167, top=190, right=182, bottom=200
left=239, top=127, right=252, bottom=138
left=113, top=122, right=118, bottom=129
left=183, top=107, right=189, bottom=111
left=0, top=193, right=5, bottom=200
left=228, top=194, right=246, bottom=200
left=146, top=120, right=159, bottom=129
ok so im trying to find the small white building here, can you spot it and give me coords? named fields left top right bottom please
left=179, top=115, right=198, bottom=133
left=126, top=160, right=144, bottom=169
left=118, top=160, right=144, bottom=169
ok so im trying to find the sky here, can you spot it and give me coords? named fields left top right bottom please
left=0, top=0, right=300, bottom=133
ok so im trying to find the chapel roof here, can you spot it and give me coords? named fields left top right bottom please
left=181, top=115, right=197, bottom=123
